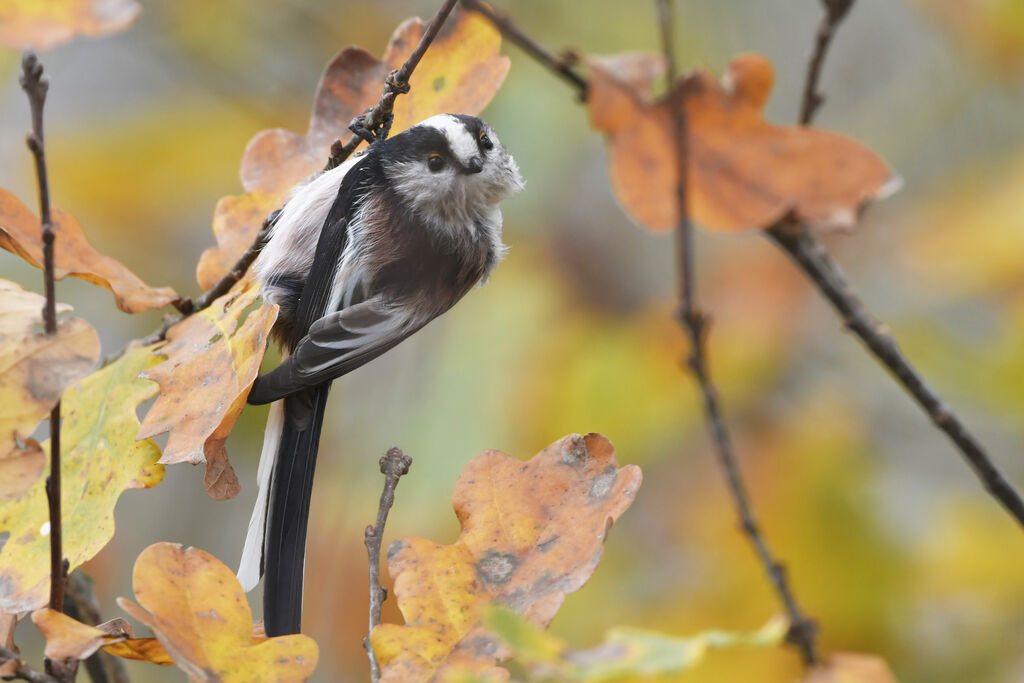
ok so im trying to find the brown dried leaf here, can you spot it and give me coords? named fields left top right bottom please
left=586, top=52, right=898, bottom=233
left=0, top=0, right=140, bottom=50
left=371, top=433, right=642, bottom=683
left=31, top=609, right=127, bottom=661
left=104, top=620, right=267, bottom=667
left=114, top=543, right=317, bottom=681
left=136, top=280, right=277, bottom=500
left=804, top=653, right=898, bottom=683
left=0, top=278, right=100, bottom=499
left=196, top=8, right=509, bottom=289
left=0, top=612, right=17, bottom=677
left=0, top=188, right=178, bottom=313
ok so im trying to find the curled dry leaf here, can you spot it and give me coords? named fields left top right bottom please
left=136, top=279, right=277, bottom=500
left=0, top=279, right=100, bottom=499
left=0, top=188, right=178, bottom=313
left=104, top=619, right=267, bottom=667
left=115, top=543, right=317, bottom=682
left=31, top=609, right=127, bottom=661
left=0, top=345, right=164, bottom=613
left=586, top=52, right=899, bottom=233
left=196, top=7, right=509, bottom=289
left=0, top=0, right=140, bottom=50
left=371, top=433, right=642, bottom=683
left=804, top=653, right=898, bottom=683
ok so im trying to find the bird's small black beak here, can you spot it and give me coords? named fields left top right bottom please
left=466, top=156, right=483, bottom=174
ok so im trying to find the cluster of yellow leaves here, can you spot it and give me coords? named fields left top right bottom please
left=196, top=7, right=510, bottom=290
left=372, top=433, right=642, bottom=682
left=0, top=0, right=140, bottom=50
left=0, top=279, right=99, bottom=499
left=30, top=543, right=318, bottom=682
left=586, top=52, right=897, bottom=233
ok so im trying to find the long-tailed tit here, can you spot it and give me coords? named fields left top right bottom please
left=237, top=114, right=523, bottom=637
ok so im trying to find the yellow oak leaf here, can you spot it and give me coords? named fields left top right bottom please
left=116, top=543, right=317, bottom=682
left=0, top=0, right=140, bottom=50
left=0, top=345, right=164, bottom=613
left=136, top=279, right=277, bottom=500
left=372, top=433, right=642, bottom=683
left=0, top=278, right=100, bottom=499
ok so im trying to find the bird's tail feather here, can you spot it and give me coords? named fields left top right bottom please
left=262, top=383, right=330, bottom=637
left=237, top=399, right=285, bottom=593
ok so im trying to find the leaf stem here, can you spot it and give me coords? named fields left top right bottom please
left=364, top=448, right=413, bottom=682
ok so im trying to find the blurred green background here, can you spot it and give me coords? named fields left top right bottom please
left=2, top=1, right=1024, bottom=681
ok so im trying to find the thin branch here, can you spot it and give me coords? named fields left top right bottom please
left=64, top=571, right=131, bottom=683
left=326, top=0, right=460, bottom=169
left=654, top=0, right=819, bottom=665
left=20, top=51, right=69, bottom=631
left=364, top=448, right=413, bottom=683
left=460, top=0, right=588, bottom=100
left=766, top=223, right=1024, bottom=526
left=0, top=646, right=60, bottom=683
left=771, top=0, right=1024, bottom=528
left=799, top=0, right=855, bottom=125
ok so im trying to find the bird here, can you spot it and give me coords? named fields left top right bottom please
left=237, top=113, right=524, bottom=637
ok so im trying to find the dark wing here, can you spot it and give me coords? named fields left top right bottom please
left=247, top=297, right=431, bottom=405
left=284, top=155, right=373, bottom=352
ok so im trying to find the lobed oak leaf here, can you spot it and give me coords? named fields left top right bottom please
left=114, top=542, right=317, bottom=682
left=0, top=279, right=100, bottom=499
left=0, top=345, right=164, bottom=613
left=0, top=188, right=179, bottom=313
left=0, top=0, right=139, bottom=50
left=196, top=7, right=509, bottom=290
left=371, top=433, right=642, bottom=683
left=803, top=653, right=898, bottom=683
left=31, top=609, right=127, bottom=661
left=586, top=52, right=899, bottom=233
left=136, top=279, right=277, bottom=500
left=104, top=619, right=266, bottom=667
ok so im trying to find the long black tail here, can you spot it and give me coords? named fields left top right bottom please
left=263, top=382, right=331, bottom=636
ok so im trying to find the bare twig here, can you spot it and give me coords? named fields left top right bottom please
left=0, top=646, right=60, bottom=683
left=769, top=0, right=1024, bottom=528
left=654, top=0, right=819, bottom=665
left=460, top=0, right=588, bottom=100
left=799, top=0, right=855, bottom=125
left=63, top=572, right=130, bottom=683
left=364, top=448, right=413, bottom=682
left=326, top=0, right=460, bottom=169
left=20, top=51, right=70, bottom=637
left=766, top=223, right=1024, bottom=526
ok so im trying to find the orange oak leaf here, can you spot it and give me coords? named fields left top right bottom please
left=586, top=52, right=899, bottom=233
left=0, top=612, right=17, bottom=677
left=0, top=0, right=140, bottom=50
left=136, top=280, right=277, bottom=500
left=196, top=7, right=510, bottom=290
left=115, top=543, right=317, bottom=682
left=0, top=188, right=179, bottom=313
left=371, top=433, right=642, bottom=683
left=31, top=609, right=127, bottom=661
left=0, top=279, right=100, bottom=500
left=804, top=653, right=898, bottom=683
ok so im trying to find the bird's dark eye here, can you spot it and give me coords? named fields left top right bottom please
left=479, top=133, right=493, bottom=151
left=427, top=154, right=445, bottom=172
